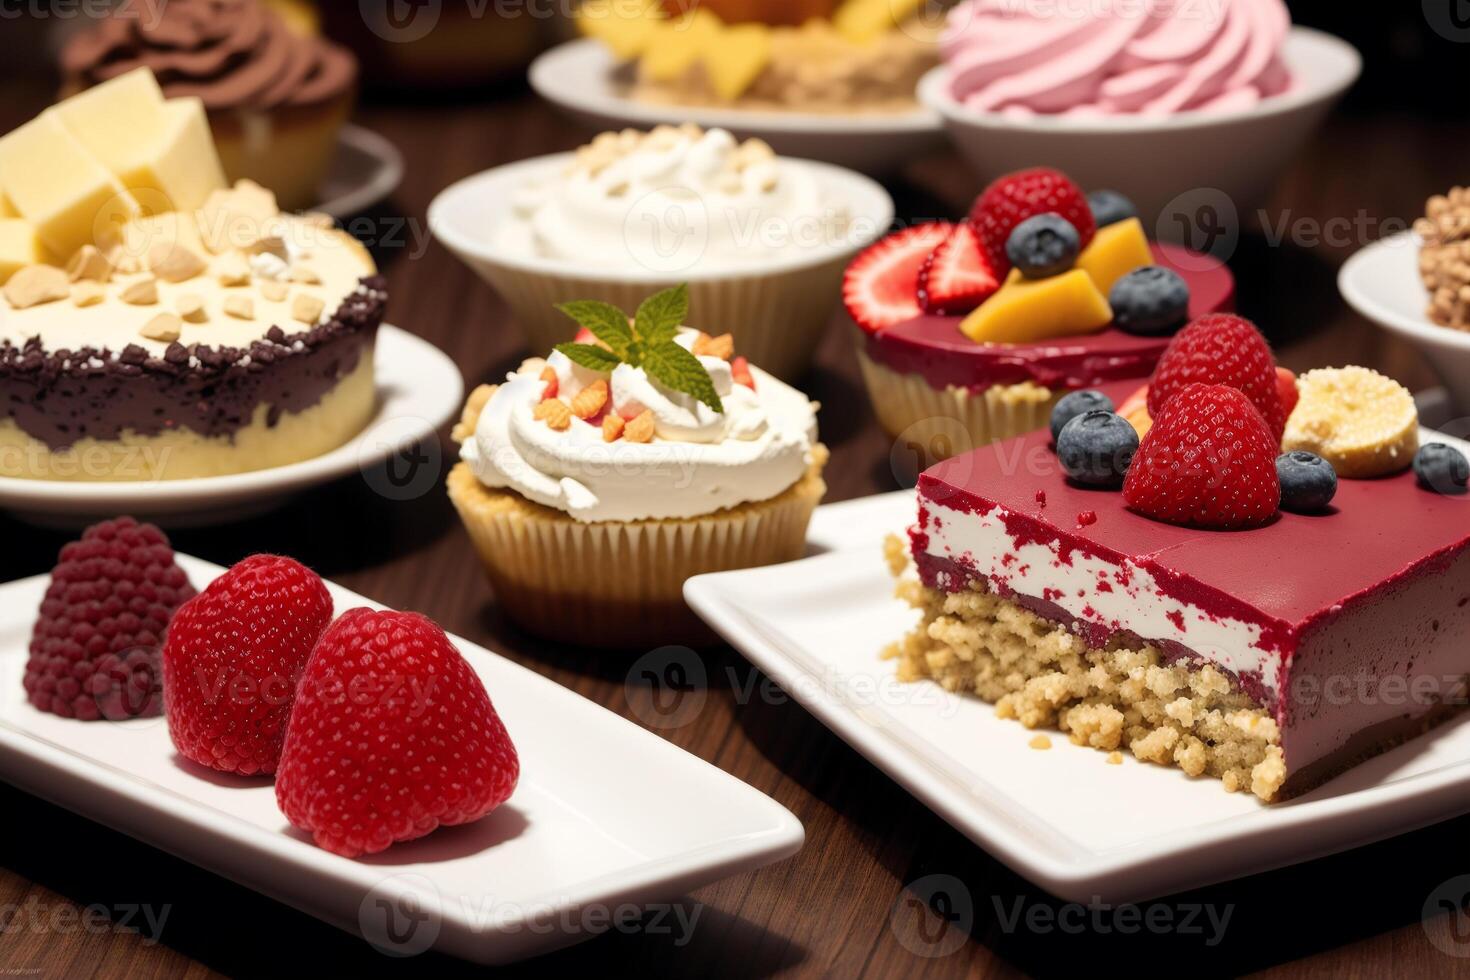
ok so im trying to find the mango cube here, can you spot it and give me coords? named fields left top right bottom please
left=579, top=0, right=665, bottom=60
left=639, top=10, right=721, bottom=82
left=702, top=24, right=772, bottom=100
left=1076, top=217, right=1153, bottom=298
left=0, top=112, right=140, bottom=259
left=0, top=219, right=47, bottom=285
left=834, top=0, right=926, bottom=41
left=959, top=269, right=1113, bottom=344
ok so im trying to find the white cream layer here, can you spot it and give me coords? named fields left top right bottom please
left=463, top=330, right=819, bottom=523
left=497, top=128, right=850, bottom=274
left=918, top=496, right=1282, bottom=700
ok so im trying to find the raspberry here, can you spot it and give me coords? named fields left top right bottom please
left=276, top=609, right=519, bottom=858
left=1124, top=384, right=1282, bottom=530
left=1147, top=314, right=1286, bottom=442
left=24, top=517, right=195, bottom=722
left=162, top=555, right=333, bottom=777
left=969, top=168, right=1096, bottom=277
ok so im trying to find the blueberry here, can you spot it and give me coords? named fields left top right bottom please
left=1110, top=266, right=1191, bottom=336
left=1088, top=189, right=1137, bottom=228
left=1050, top=389, right=1114, bottom=442
left=1006, top=213, right=1080, bottom=279
left=1276, top=451, right=1337, bottom=513
left=1057, top=410, right=1138, bottom=487
left=1413, top=443, right=1469, bottom=495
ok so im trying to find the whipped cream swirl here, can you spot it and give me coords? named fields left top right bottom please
left=462, top=330, right=819, bottom=523
left=499, top=126, right=850, bottom=273
left=942, top=0, right=1291, bottom=116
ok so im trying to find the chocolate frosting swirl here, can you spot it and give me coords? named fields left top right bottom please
left=61, top=0, right=357, bottom=112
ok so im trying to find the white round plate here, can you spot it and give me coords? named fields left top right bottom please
left=1340, top=230, right=1470, bottom=413
left=0, top=325, right=463, bottom=527
left=315, top=124, right=405, bottom=219
left=528, top=38, right=945, bottom=175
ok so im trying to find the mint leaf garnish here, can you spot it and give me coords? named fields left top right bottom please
left=641, top=340, right=723, bottom=414
left=554, top=342, right=623, bottom=372
left=555, top=300, right=633, bottom=357
left=633, top=284, right=688, bottom=347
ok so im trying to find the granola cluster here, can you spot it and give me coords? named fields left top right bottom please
left=570, top=124, right=777, bottom=194
left=881, top=536, right=1287, bottom=801
left=1416, top=186, right=1470, bottom=330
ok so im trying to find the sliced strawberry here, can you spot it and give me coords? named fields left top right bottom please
left=917, top=222, right=999, bottom=315
left=730, top=355, right=756, bottom=390
left=1276, top=366, right=1299, bottom=418
left=540, top=365, right=559, bottom=400
left=842, top=222, right=953, bottom=333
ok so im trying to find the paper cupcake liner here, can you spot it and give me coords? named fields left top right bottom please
left=447, top=450, right=827, bottom=649
left=856, top=348, right=1058, bottom=467
left=474, top=260, right=847, bottom=382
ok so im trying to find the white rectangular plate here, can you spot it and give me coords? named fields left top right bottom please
left=688, top=488, right=1470, bottom=904
left=0, top=556, right=802, bottom=965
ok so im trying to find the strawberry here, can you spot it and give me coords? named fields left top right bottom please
left=1276, top=366, right=1299, bottom=419
left=842, top=222, right=952, bottom=332
left=730, top=355, right=756, bottom=390
left=917, top=222, right=999, bottom=315
left=1147, top=314, right=1286, bottom=442
left=276, top=609, right=519, bottom=858
left=970, top=168, right=1096, bottom=277
left=163, top=555, right=333, bottom=777
left=1124, top=383, right=1282, bottom=530
left=573, top=327, right=595, bottom=344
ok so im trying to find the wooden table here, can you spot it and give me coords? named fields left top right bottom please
left=2, top=83, right=1469, bottom=979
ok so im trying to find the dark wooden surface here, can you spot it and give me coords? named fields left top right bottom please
left=2, top=80, right=1470, bottom=979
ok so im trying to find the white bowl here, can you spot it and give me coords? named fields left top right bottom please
left=1340, top=230, right=1470, bottom=413
left=427, top=152, right=894, bottom=380
left=917, top=26, right=1361, bottom=227
left=528, top=38, right=946, bottom=176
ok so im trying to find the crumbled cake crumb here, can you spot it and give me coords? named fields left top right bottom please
left=882, top=536, right=1287, bottom=802
left=1029, top=735, right=1052, bottom=750
left=1106, top=751, right=1123, bottom=765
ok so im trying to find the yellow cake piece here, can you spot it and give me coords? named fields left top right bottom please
left=960, top=269, right=1112, bottom=345
left=52, top=69, right=226, bottom=215
left=0, top=111, right=140, bottom=258
left=579, top=0, right=666, bottom=60
left=0, top=191, right=16, bottom=219
left=833, top=0, right=925, bottom=42
left=0, top=219, right=47, bottom=285
left=702, top=23, right=772, bottom=100
left=639, top=9, right=721, bottom=82
left=1076, top=217, right=1153, bottom=298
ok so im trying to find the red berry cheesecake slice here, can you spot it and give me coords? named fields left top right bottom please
left=845, top=170, right=1234, bottom=465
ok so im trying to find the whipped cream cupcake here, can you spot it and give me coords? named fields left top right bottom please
left=429, top=124, right=892, bottom=380
left=941, top=0, right=1291, bottom=116
left=61, top=0, right=358, bottom=211
left=448, top=285, right=826, bottom=647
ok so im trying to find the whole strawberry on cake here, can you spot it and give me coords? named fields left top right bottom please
left=884, top=312, right=1470, bottom=801
left=844, top=168, right=1235, bottom=466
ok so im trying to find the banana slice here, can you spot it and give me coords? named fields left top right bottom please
left=1282, top=367, right=1419, bottom=478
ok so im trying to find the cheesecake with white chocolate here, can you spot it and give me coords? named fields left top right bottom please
left=0, top=72, right=383, bottom=482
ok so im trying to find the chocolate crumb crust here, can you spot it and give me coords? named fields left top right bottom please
left=0, top=275, right=387, bottom=449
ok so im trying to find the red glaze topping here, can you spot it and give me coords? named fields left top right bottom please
left=860, top=243, right=1235, bottom=392
left=917, top=426, right=1470, bottom=648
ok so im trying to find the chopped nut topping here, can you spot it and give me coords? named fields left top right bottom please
left=139, top=312, right=182, bottom=343
left=215, top=252, right=251, bottom=287
left=147, top=244, right=206, bottom=283
left=1418, top=186, right=1470, bottom=330
left=258, top=281, right=289, bottom=303
left=691, top=332, right=734, bottom=360
left=177, top=293, right=207, bottom=323
left=533, top=398, right=572, bottom=431
left=71, top=282, right=105, bottom=307
left=291, top=293, right=324, bottom=324
left=223, top=294, right=254, bottom=319
left=570, top=379, right=609, bottom=419
left=119, top=278, right=159, bottom=305
left=289, top=265, right=321, bottom=285
left=3, top=265, right=70, bottom=309
left=67, top=245, right=113, bottom=283
left=602, top=413, right=626, bottom=442
left=197, top=180, right=279, bottom=254
left=624, top=409, right=655, bottom=443
left=247, top=233, right=289, bottom=261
